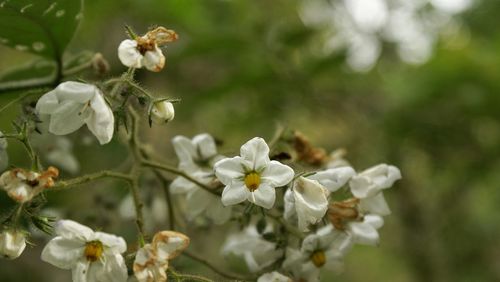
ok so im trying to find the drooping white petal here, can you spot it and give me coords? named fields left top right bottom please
left=359, top=193, right=391, bottom=216
left=221, top=181, right=248, bottom=206
left=40, top=237, right=85, bottom=269
left=118, top=39, right=143, bottom=68
left=348, top=215, right=384, bottom=246
left=85, top=92, right=114, bottom=145
left=55, top=82, right=97, bottom=103
left=35, top=90, right=60, bottom=114
left=192, top=133, right=218, bottom=160
left=214, top=157, right=246, bottom=185
left=143, top=47, right=165, bottom=72
left=71, top=259, right=90, bottom=282
left=308, top=166, right=356, bottom=193
left=94, top=232, right=127, bottom=254
left=99, top=253, right=128, bottom=282
left=261, top=161, right=294, bottom=187
left=250, top=183, right=276, bottom=209
left=240, top=137, right=270, bottom=170
left=55, top=220, right=93, bottom=242
left=48, top=101, right=87, bottom=135
left=292, top=177, right=329, bottom=231
left=349, top=164, right=401, bottom=198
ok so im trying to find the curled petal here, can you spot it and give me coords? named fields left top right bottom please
left=143, top=47, right=165, bottom=72
left=86, top=91, right=114, bottom=144
left=118, top=39, right=143, bottom=68
left=152, top=231, right=190, bottom=260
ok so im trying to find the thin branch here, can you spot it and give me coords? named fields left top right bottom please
left=51, top=171, right=133, bottom=191
left=182, top=251, right=254, bottom=281
left=168, top=269, right=214, bottom=282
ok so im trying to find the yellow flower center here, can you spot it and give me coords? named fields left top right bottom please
left=84, top=241, right=103, bottom=262
left=310, top=250, right=326, bottom=267
left=244, top=172, right=261, bottom=192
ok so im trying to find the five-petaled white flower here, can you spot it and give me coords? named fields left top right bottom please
left=283, top=225, right=350, bottom=282
left=0, top=167, right=59, bottom=203
left=150, top=101, right=175, bottom=125
left=0, top=230, right=26, bottom=259
left=133, top=231, right=189, bottom=282
left=118, top=27, right=178, bottom=72
left=257, top=271, right=292, bottom=282
left=170, top=134, right=231, bottom=224
left=41, top=220, right=128, bottom=282
left=36, top=81, right=114, bottom=145
left=214, top=137, right=294, bottom=209
left=222, top=225, right=284, bottom=273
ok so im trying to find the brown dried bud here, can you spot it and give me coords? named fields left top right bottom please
left=91, top=53, right=110, bottom=76
left=293, top=131, right=328, bottom=166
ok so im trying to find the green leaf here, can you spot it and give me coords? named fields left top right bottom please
left=0, top=59, right=55, bottom=92
left=0, top=0, right=84, bottom=60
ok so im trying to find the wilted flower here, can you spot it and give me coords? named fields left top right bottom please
left=0, top=230, right=26, bottom=259
left=0, top=131, right=8, bottom=172
left=283, top=225, right=349, bottom=282
left=214, top=137, right=294, bottom=209
left=222, top=225, right=283, bottom=272
left=284, top=177, right=329, bottom=232
left=41, top=220, right=127, bottom=282
left=257, top=271, right=292, bottom=282
left=118, top=27, right=178, bottom=72
left=133, top=231, right=189, bottom=282
left=150, top=101, right=175, bottom=125
left=35, top=81, right=114, bottom=145
left=0, top=167, right=59, bottom=203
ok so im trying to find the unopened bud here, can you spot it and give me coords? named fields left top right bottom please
left=91, top=53, right=110, bottom=76
left=150, top=101, right=175, bottom=125
left=0, top=230, right=26, bottom=259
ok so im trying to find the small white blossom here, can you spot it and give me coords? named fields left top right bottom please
left=0, top=167, right=59, bottom=203
left=0, top=131, right=8, bottom=172
left=36, top=81, right=114, bottom=145
left=283, top=225, right=350, bottom=282
left=172, top=133, right=221, bottom=173
left=222, top=225, right=283, bottom=272
left=284, top=177, right=329, bottom=232
left=150, top=101, right=175, bottom=125
left=214, top=137, right=294, bottom=209
left=0, top=230, right=26, bottom=259
left=133, top=231, right=189, bottom=282
left=41, top=220, right=128, bottom=282
left=342, top=214, right=385, bottom=246
left=349, top=164, right=401, bottom=198
left=257, top=271, right=292, bottom=282
left=307, top=166, right=356, bottom=193
left=118, top=27, right=178, bottom=72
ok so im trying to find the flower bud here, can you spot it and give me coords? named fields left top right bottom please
left=0, top=230, right=26, bottom=259
left=150, top=101, right=175, bottom=125
left=91, top=53, right=110, bottom=76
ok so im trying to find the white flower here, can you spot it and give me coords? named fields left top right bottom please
left=257, top=272, right=292, bottom=282
left=170, top=171, right=231, bottom=225
left=118, top=27, right=178, bottom=72
left=349, top=164, right=401, bottom=198
left=133, top=231, right=189, bottom=282
left=39, top=136, right=80, bottom=174
left=343, top=215, right=384, bottom=246
left=283, top=225, right=350, bottom=282
left=150, top=101, right=175, bottom=125
left=0, top=167, right=59, bottom=203
left=35, top=81, right=115, bottom=145
left=307, top=166, right=356, bottom=193
left=222, top=225, right=283, bottom=272
left=0, top=230, right=26, bottom=259
left=41, top=220, right=128, bottom=282
left=172, top=133, right=221, bottom=173
left=0, top=131, right=8, bottom=172
left=284, top=177, right=329, bottom=232
left=214, top=137, right=294, bottom=209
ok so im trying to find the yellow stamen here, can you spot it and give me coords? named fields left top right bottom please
left=84, top=241, right=103, bottom=262
left=310, top=250, right=326, bottom=267
left=244, top=172, right=261, bottom=192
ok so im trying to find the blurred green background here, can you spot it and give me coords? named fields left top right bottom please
left=1, top=0, right=500, bottom=281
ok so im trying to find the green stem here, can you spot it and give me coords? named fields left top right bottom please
left=182, top=251, right=253, bottom=281
left=51, top=171, right=133, bottom=191
left=168, top=269, right=214, bottom=282
left=141, top=160, right=220, bottom=196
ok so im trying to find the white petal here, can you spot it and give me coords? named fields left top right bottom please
left=214, top=157, right=245, bottom=185
left=71, top=259, right=90, bottom=282
left=170, top=176, right=197, bottom=194
left=36, top=89, right=60, bottom=114
left=41, top=237, right=85, bottom=269
left=364, top=214, right=384, bottom=229
left=100, top=254, right=128, bottom=282
left=250, top=183, right=276, bottom=209
left=185, top=189, right=211, bottom=219
left=85, top=92, right=114, bottom=145
left=293, top=177, right=328, bottom=231
left=172, top=135, right=197, bottom=170
left=192, top=133, right=217, bottom=160
left=308, top=167, right=356, bottom=193
left=206, top=197, right=232, bottom=224
left=348, top=220, right=380, bottom=246
left=221, top=181, right=248, bottom=206
left=349, top=164, right=401, bottom=198
left=283, top=188, right=296, bottom=222
left=301, top=233, right=320, bottom=253
left=257, top=271, right=291, bottom=282
left=143, top=47, right=165, bottom=72
left=261, top=161, right=294, bottom=187
left=118, top=39, right=143, bottom=68
left=0, top=230, right=26, bottom=259
left=55, top=82, right=97, bottom=103
left=359, top=193, right=391, bottom=216
left=240, top=137, right=270, bottom=170
left=94, top=232, right=127, bottom=254
left=48, top=101, right=86, bottom=135
left=55, top=220, right=93, bottom=242
left=153, top=231, right=190, bottom=260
